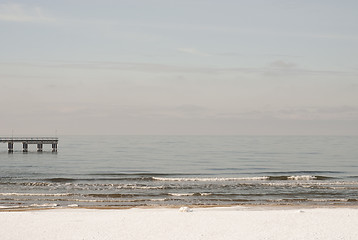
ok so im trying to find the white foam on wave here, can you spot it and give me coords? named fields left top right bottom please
left=168, top=193, right=212, bottom=196
left=308, top=198, right=352, bottom=202
left=72, top=198, right=146, bottom=203
left=30, top=203, right=58, bottom=207
left=150, top=198, right=166, bottom=202
left=118, top=185, right=165, bottom=190
left=0, top=205, right=22, bottom=209
left=0, top=193, right=72, bottom=197
left=200, top=193, right=212, bottom=196
left=287, top=175, right=317, bottom=180
left=152, top=175, right=323, bottom=181
left=68, top=204, right=79, bottom=207
left=168, top=193, right=195, bottom=197
left=152, top=177, right=269, bottom=182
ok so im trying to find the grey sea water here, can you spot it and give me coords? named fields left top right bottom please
left=1, top=136, right=358, bottom=209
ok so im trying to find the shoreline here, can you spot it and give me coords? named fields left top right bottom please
left=2, top=203, right=358, bottom=212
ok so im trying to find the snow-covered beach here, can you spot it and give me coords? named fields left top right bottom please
left=1, top=206, right=358, bottom=240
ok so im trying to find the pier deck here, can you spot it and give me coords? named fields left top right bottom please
left=0, top=137, right=58, bottom=152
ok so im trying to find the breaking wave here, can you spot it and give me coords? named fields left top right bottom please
left=152, top=175, right=331, bottom=182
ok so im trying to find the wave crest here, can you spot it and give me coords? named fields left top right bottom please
left=152, top=175, right=325, bottom=182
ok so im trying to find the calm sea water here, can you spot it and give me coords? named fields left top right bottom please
left=1, top=136, right=358, bottom=209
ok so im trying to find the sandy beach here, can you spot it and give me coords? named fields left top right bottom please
left=1, top=206, right=358, bottom=240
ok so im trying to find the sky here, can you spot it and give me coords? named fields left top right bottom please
left=1, top=0, right=358, bottom=135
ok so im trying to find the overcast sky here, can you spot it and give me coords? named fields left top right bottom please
left=1, top=0, right=358, bottom=135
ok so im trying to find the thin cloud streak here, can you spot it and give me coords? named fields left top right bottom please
left=0, top=3, right=54, bottom=23
left=222, top=106, right=358, bottom=121
left=1, top=61, right=353, bottom=77
left=177, top=48, right=211, bottom=57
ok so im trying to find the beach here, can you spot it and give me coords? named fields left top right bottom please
left=1, top=136, right=358, bottom=239
left=1, top=206, right=358, bottom=240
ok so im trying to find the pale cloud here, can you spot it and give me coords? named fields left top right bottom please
left=289, top=32, right=358, bottom=41
left=174, top=104, right=208, bottom=113
left=269, top=60, right=297, bottom=69
left=177, top=48, right=211, bottom=57
left=228, top=106, right=358, bottom=121
left=123, top=20, right=358, bottom=42
left=0, top=3, right=54, bottom=22
left=276, top=106, right=358, bottom=121
left=1, top=60, right=353, bottom=80
left=264, top=60, right=351, bottom=77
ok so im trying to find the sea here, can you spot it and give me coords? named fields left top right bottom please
left=1, top=135, right=358, bottom=209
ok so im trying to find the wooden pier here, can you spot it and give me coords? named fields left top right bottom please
left=0, top=137, right=58, bottom=153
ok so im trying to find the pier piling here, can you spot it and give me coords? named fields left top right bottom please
left=37, top=143, right=43, bottom=152
left=8, top=142, right=13, bottom=153
left=52, top=143, right=58, bottom=152
left=23, top=142, right=28, bottom=152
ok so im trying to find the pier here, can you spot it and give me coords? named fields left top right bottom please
left=0, top=137, right=58, bottom=153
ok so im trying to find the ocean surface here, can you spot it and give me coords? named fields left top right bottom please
left=1, top=136, right=358, bottom=209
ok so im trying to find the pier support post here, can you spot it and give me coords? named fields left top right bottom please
left=52, top=143, right=58, bottom=152
left=23, top=142, right=28, bottom=153
left=37, top=143, right=43, bottom=152
left=8, top=142, right=14, bottom=153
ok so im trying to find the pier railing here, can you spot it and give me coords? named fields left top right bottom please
left=0, top=137, right=58, bottom=142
